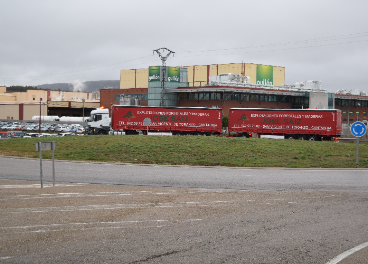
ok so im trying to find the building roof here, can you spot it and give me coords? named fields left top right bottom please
left=334, top=94, right=368, bottom=101
left=166, top=86, right=305, bottom=97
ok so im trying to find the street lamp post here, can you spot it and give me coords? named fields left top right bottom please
left=82, top=99, right=85, bottom=123
left=39, top=98, right=42, bottom=134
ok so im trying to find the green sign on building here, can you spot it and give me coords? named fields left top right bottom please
left=256, top=64, right=273, bottom=86
left=148, top=66, right=161, bottom=82
left=167, top=67, right=180, bottom=82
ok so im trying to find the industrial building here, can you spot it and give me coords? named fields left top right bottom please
left=0, top=86, right=99, bottom=120
left=2, top=60, right=368, bottom=135
left=100, top=62, right=368, bottom=134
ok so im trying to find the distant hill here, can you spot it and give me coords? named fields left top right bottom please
left=36, top=80, right=120, bottom=92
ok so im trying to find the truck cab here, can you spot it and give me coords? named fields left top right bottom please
left=87, top=108, right=110, bottom=135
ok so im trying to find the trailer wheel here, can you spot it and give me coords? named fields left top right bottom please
left=298, top=135, right=306, bottom=140
left=286, top=135, right=294, bottom=139
left=308, top=135, right=316, bottom=141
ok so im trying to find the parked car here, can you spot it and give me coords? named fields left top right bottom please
left=55, top=125, right=69, bottom=132
left=76, top=127, right=85, bottom=133
left=0, top=132, right=10, bottom=138
left=9, top=131, right=26, bottom=138
left=58, top=132, right=75, bottom=137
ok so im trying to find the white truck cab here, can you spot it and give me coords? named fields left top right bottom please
left=87, top=108, right=110, bottom=135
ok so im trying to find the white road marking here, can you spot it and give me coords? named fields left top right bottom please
left=1, top=219, right=170, bottom=233
left=325, top=241, right=368, bottom=264
left=3, top=200, right=233, bottom=213
left=0, top=183, right=86, bottom=188
left=1, top=191, right=183, bottom=200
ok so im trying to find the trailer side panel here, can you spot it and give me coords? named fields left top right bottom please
left=229, top=108, right=341, bottom=137
left=112, top=106, right=222, bottom=134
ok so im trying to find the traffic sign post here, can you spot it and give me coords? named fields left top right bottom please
left=36, top=142, right=57, bottom=187
left=350, top=122, right=367, bottom=165
left=143, top=118, right=151, bottom=135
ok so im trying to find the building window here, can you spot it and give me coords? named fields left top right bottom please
left=362, top=101, right=368, bottom=107
left=349, top=100, right=355, bottom=106
left=349, top=111, right=354, bottom=116
left=259, top=95, right=267, bottom=102
left=356, top=111, right=360, bottom=116
left=364, top=111, right=367, bottom=116
left=355, top=101, right=362, bottom=107
left=232, top=93, right=240, bottom=101
left=188, top=93, right=197, bottom=100
left=335, top=99, right=342, bottom=106
left=241, top=94, right=249, bottom=101
left=342, top=100, right=349, bottom=106
left=198, top=93, right=209, bottom=100
left=115, top=94, right=148, bottom=101
left=328, top=93, right=334, bottom=109
left=342, top=118, right=347, bottom=122
left=277, top=96, right=286, bottom=103
left=213, top=93, right=222, bottom=100
left=269, top=95, right=277, bottom=102
left=224, top=93, right=232, bottom=101
left=342, top=110, right=347, bottom=115
left=250, top=94, right=259, bottom=102
left=178, top=93, right=188, bottom=100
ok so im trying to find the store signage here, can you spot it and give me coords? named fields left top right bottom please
left=167, top=67, right=180, bottom=82
left=148, top=66, right=161, bottom=82
left=256, top=64, right=273, bottom=86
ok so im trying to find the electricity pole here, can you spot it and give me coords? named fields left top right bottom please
left=153, top=48, right=175, bottom=106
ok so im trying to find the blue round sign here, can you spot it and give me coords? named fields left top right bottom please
left=350, top=121, right=367, bottom=137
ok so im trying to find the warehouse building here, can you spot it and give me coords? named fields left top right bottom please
left=0, top=86, right=99, bottom=120
left=101, top=62, right=368, bottom=132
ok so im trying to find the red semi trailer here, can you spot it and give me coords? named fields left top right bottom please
left=228, top=108, right=341, bottom=140
left=112, top=105, right=222, bottom=135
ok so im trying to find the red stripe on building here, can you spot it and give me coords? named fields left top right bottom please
left=19, top=104, right=23, bottom=120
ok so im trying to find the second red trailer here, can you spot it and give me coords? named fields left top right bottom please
left=228, top=108, right=342, bottom=140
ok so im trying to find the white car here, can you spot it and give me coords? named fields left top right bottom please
left=76, top=127, right=85, bottom=133
left=58, top=132, right=75, bottom=137
left=55, top=126, right=69, bottom=132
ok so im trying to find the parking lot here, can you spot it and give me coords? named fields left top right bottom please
left=0, top=121, right=86, bottom=137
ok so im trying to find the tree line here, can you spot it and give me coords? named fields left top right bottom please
left=6, top=86, right=49, bottom=92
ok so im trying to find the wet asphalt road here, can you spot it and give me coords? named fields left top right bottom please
left=1, top=156, right=368, bottom=263
left=0, top=156, right=367, bottom=192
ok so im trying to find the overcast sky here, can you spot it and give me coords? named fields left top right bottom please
left=1, top=0, right=368, bottom=93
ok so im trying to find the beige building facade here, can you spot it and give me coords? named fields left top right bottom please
left=0, top=88, right=98, bottom=121
left=120, top=62, right=285, bottom=89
